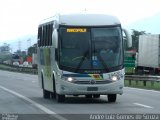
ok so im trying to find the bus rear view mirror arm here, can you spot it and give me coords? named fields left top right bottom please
left=123, top=29, right=132, bottom=48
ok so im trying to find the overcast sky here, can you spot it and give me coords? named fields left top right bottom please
left=0, top=0, right=160, bottom=43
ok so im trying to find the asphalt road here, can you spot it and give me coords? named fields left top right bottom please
left=0, top=70, right=160, bottom=120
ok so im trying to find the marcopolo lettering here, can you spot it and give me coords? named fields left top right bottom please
left=67, top=28, right=86, bottom=32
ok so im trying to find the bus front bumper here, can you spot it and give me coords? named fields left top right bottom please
left=56, top=80, right=123, bottom=95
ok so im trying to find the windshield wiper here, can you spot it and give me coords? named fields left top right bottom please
left=96, top=51, right=110, bottom=72
left=75, top=50, right=89, bottom=72
left=92, top=42, right=109, bottom=72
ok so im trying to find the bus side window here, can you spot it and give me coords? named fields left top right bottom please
left=45, top=25, right=47, bottom=46
left=48, top=24, right=51, bottom=46
left=45, top=25, right=48, bottom=46
left=38, top=27, right=40, bottom=47
left=42, top=26, right=46, bottom=46
left=38, top=27, right=42, bottom=47
left=49, top=23, right=53, bottom=46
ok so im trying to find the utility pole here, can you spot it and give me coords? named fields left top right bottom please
left=18, top=40, right=21, bottom=51
left=27, top=39, right=31, bottom=56
left=27, top=39, right=31, bottom=48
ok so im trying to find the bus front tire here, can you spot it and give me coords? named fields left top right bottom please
left=93, top=94, right=100, bottom=98
left=51, top=93, right=56, bottom=99
left=56, top=94, right=65, bottom=102
left=85, top=94, right=92, bottom=98
left=43, top=89, right=50, bottom=99
left=108, top=94, right=117, bottom=102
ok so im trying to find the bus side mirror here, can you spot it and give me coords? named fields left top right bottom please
left=52, top=29, right=58, bottom=48
left=123, top=29, right=132, bottom=48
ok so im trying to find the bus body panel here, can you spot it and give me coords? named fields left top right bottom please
left=38, top=47, right=53, bottom=92
left=39, top=14, right=120, bottom=27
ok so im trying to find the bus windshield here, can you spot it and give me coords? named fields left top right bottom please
left=59, top=26, right=123, bottom=73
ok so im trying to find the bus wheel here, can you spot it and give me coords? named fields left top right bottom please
left=108, top=94, right=117, bottom=103
left=56, top=94, right=65, bottom=102
left=93, top=94, right=100, bottom=98
left=85, top=94, right=92, bottom=98
left=73, top=95, right=79, bottom=97
left=51, top=93, right=56, bottom=99
left=43, top=89, right=50, bottom=99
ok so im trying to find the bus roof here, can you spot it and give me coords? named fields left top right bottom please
left=39, top=13, right=121, bottom=26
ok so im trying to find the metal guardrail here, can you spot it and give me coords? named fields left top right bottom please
left=0, top=63, right=37, bottom=74
left=125, top=75, right=160, bottom=82
left=125, top=75, right=160, bottom=86
left=1, top=62, right=160, bottom=85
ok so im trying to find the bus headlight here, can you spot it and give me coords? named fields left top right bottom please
left=109, top=71, right=123, bottom=81
left=111, top=75, right=118, bottom=81
left=65, top=77, right=75, bottom=82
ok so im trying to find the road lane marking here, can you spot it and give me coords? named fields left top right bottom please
left=0, top=85, right=68, bottom=120
left=125, top=87, right=160, bottom=94
left=134, top=103, right=153, bottom=109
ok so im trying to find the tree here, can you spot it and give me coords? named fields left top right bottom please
left=131, top=29, right=146, bottom=52
left=0, top=43, right=11, bottom=53
left=27, top=43, right=37, bottom=56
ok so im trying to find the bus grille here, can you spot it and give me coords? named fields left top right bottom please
left=73, top=80, right=113, bottom=84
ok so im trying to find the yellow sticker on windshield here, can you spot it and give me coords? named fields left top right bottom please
left=67, top=28, right=87, bottom=32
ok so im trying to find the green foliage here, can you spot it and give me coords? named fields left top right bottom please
left=131, top=29, right=146, bottom=51
left=125, top=80, right=160, bottom=90
left=27, top=43, right=37, bottom=56
left=0, top=54, right=12, bottom=62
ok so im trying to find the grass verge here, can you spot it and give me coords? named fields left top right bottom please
left=125, top=80, right=160, bottom=90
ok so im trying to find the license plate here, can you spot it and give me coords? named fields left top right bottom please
left=87, top=87, right=98, bottom=91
